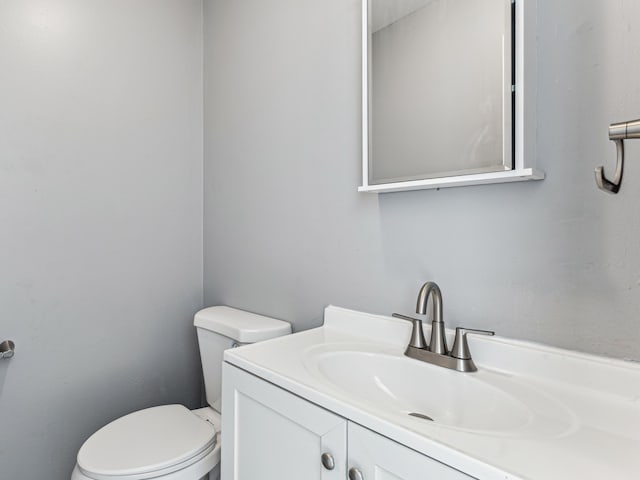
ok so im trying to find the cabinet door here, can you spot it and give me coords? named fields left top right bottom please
left=222, top=363, right=347, bottom=480
left=347, top=423, right=476, bottom=480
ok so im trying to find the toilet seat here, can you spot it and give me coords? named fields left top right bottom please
left=76, top=405, right=217, bottom=480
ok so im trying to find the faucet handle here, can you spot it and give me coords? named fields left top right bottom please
left=392, top=313, right=427, bottom=349
left=450, top=327, right=494, bottom=360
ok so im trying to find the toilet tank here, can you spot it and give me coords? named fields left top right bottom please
left=193, top=306, right=291, bottom=411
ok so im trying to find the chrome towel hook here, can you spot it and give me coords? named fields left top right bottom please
left=0, top=340, right=15, bottom=359
left=596, top=119, right=640, bottom=194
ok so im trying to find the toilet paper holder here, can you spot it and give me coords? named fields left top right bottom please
left=0, top=340, right=15, bottom=359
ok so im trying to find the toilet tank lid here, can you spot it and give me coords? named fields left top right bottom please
left=194, top=306, right=291, bottom=343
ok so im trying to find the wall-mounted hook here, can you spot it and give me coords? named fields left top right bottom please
left=596, top=119, right=640, bottom=194
left=0, top=340, right=15, bottom=359
left=596, top=139, right=624, bottom=193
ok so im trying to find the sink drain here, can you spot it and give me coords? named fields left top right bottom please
left=408, top=412, right=434, bottom=422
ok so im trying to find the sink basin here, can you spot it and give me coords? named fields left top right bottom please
left=304, top=345, right=574, bottom=436
left=225, top=306, right=639, bottom=479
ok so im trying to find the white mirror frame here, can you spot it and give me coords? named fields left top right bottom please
left=359, top=0, right=544, bottom=193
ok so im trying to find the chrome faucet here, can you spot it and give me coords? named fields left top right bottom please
left=415, top=281, right=447, bottom=355
left=393, top=281, right=494, bottom=372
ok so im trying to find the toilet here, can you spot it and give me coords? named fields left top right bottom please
left=71, top=306, right=291, bottom=480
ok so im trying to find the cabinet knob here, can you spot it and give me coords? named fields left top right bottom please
left=321, top=452, right=335, bottom=470
left=348, top=467, right=364, bottom=480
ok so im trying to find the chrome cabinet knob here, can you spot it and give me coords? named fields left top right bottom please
left=349, top=467, right=364, bottom=480
left=321, top=452, right=335, bottom=470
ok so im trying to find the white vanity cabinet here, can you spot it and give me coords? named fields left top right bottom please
left=347, top=422, right=474, bottom=480
left=221, top=363, right=346, bottom=480
left=221, top=363, right=475, bottom=480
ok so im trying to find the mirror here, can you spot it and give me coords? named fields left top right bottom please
left=360, top=0, right=543, bottom=193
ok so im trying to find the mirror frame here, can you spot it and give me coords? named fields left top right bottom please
left=359, top=0, right=544, bottom=193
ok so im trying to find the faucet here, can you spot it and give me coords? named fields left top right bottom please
left=393, top=281, right=494, bottom=372
left=415, top=281, right=447, bottom=355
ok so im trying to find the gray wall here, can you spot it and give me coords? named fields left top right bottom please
left=203, top=0, right=640, bottom=361
left=0, top=1, right=204, bottom=478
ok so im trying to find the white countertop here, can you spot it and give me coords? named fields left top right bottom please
left=224, top=306, right=640, bottom=480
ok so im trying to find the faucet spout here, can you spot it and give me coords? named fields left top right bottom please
left=416, top=281, right=442, bottom=320
left=415, top=282, right=448, bottom=354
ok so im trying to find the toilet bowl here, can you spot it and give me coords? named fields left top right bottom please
left=71, top=307, right=291, bottom=480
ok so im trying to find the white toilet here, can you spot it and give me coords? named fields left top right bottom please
left=71, top=306, right=291, bottom=480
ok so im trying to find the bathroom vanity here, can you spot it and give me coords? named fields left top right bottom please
left=222, top=363, right=469, bottom=479
left=221, top=306, right=640, bottom=479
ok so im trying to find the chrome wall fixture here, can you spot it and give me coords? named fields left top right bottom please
left=0, top=340, right=15, bottom=359
left=596, top=119, right=640, bottom=194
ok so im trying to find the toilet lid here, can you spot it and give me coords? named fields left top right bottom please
left=77, top=405, right=216, bottom=479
